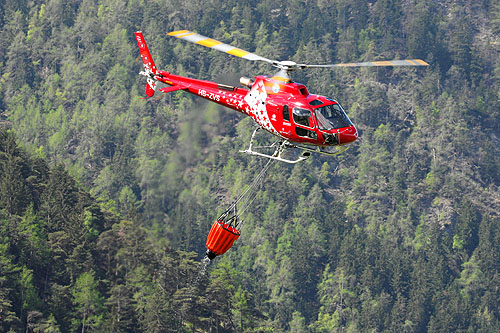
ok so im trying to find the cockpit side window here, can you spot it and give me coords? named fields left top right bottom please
left=293, top=107, right=312, bottom=127
left=282, top=105, right=290, bottom=122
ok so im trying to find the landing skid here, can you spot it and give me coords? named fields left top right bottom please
left=239, top=128, right=349, bottom=163
left=295, top=143, right=349, bottom=156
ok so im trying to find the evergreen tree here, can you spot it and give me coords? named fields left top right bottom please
left=71, top=270, right=104, bottom=332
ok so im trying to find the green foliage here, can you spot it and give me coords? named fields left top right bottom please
left=71, top=270, right=104, bottom=331
left=1, top=0, right=499, bottom=331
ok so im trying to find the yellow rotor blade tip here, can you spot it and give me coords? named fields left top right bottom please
left=167, top=30, right=190, bottom=36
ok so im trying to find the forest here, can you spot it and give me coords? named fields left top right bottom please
left=0, top=0, right=499, bottom=331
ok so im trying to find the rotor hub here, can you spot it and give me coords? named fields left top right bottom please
left=277, top=60, right=298, bottom=70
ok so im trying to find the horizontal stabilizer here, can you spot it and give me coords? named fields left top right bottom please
left=159, top=85, right=188, bottom=93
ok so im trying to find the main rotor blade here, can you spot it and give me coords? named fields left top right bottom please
left=167, top=30, right=275, bottom=65
left=301, top=59, right=429, bottom=68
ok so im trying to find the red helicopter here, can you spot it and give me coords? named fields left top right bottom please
left=135, top=30, right=428, bottom=163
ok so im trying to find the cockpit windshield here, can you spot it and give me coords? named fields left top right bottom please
left=315, top=103, right=352, bottom=130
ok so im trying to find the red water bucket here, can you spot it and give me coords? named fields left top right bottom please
left=206, top=220, right=241, bottom=259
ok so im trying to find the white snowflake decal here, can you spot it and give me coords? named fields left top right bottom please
left=243, top=80, right=277, bottom=134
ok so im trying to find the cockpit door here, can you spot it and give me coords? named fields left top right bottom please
left=292, top=107, right=317, bottom=139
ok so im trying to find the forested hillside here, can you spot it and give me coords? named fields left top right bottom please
left=1, top=0, right=499, bottom=331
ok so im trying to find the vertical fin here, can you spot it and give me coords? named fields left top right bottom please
left=134, top=31, right=157, bottom=98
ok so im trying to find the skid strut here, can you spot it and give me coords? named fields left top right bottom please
left=239, top=128, right=310, bottom=164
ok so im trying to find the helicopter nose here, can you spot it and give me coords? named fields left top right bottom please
left=339, top=125, right=358, bottom=144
